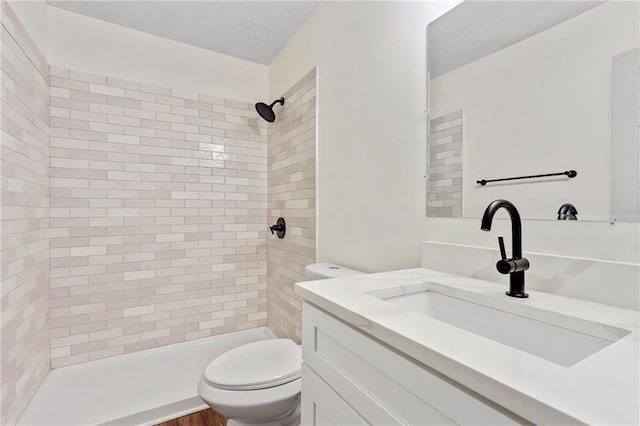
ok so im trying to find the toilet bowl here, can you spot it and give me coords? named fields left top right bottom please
left=198, top=338, right=301, bottom=425
left=197, top=263, right=363, bottom=425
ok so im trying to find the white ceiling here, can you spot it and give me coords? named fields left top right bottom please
left=428, top=1, right=605, bottom=78
left=47, top=1, right=319, bottom=65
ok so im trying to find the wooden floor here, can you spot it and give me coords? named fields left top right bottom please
left=156, top=409, right=226, bottom=426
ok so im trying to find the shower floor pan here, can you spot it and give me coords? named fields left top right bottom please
left=18, top=327, right=275, bottom=426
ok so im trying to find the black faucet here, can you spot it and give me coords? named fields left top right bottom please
left=480, top=199, right=530, bottom=298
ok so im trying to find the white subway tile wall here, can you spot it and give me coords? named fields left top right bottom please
left=1, top=2, right=50, bottom=424
left=48, top=67, right=269, bottom=368
left=267, top=69, right=316, bottom=342
left=1, top=5, right=316, bottom=419
left=427, top=110, right=463, bottom=217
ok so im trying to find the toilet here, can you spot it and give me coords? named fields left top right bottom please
left=197, top=262, right=363, bottom=425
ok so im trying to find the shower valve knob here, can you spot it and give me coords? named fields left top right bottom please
left=269, top=225, right=283, bottom=234
left=269, top=218, right=286, bottom=239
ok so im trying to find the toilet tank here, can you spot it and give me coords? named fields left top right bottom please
left=304, top=263, right=364, bottom=280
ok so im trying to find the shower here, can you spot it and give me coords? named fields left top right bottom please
left=255, top=97, right=284, bottom=122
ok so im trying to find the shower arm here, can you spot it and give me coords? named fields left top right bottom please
left=269, top=98, right=285, bottom=108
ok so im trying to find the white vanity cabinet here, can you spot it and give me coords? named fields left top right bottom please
left=300, top=302, right=521, bottom=425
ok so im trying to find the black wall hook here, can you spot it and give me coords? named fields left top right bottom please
left=269, top=217, right=286, bottom=239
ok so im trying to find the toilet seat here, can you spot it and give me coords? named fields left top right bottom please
left=204, top=339, right=301, bottom=391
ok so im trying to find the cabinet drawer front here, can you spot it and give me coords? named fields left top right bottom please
left=301, top=364, right=368, bottom=426
left=302, top=303, right=518, bottom=425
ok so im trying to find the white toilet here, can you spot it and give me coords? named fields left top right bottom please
left=197, top=262, right=363, bottom=425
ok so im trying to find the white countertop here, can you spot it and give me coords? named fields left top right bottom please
left=294, top=268, right=640, bottom=424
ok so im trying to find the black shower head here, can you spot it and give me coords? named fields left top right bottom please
left=255, top=97, right=284, bottom=123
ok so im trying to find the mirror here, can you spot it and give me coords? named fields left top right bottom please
left=426, top=1, right=639, bottom=221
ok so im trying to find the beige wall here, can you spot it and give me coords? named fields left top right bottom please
left=48, top=67, right=268, bottom=367
left=271, top=1, right=639, bottom=270
left=269, top=1, right=459, bottom=272
left=47, top=6, right=268, bottom=103
left=267, top=69, right=316, bottom=342
left=0, top=3, right=50, bottom=423
left=5, top=0, right=47, bottom=56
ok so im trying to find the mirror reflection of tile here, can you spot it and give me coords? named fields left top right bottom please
left=427, top=110, right=463, bottom=218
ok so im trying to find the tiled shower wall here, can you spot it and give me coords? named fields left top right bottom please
left=267, top=69, right=316, bottom=342
left=1, top=5, right=317, bottom=419
left=48, top=67, right=268, bottom=367
left=427, top=110, right=463, bottom=217
left=0, top=3, right=50, bottom=424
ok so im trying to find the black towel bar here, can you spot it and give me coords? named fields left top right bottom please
left=477, top=170, right=577, bottom=186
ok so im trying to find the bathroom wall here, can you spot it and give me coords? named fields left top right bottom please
left=269, top=0, right=640, bottom=276
left=0, top=2, right=50, bottom=424
left=47, top=6, right=267, bottom=104
left=267, top=69, right=316, bottom=342
left=4, top=0, right=46, bottom=55
left=48, top=67, right=268, bottom=367
left=269, top=1, right=460, bottom=272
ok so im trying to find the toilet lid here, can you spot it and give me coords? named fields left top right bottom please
left=204, top=339, right=301, bottom=391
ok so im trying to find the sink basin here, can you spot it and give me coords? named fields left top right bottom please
left=375, top=283, right=630, bottom=366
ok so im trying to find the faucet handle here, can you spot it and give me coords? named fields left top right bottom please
left=497, top=257, right=530, bottom=275
left=498, top=236, right=507, bottom=260
left=496, top=236, right=530, bottom=275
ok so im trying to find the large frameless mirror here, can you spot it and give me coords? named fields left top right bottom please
left=426, top=1, right=639, bottom=222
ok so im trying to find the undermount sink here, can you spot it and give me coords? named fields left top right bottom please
left=374, top=283, right=630, bottom=367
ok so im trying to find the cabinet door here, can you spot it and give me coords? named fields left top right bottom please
left=302, top=303, right=520, bottom=425
left=301, top=364, right=367, bottom=426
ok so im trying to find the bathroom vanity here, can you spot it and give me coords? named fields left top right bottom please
left=295, top=269, right=639, bottom=424
left=299, top=302, right=521, bottom=424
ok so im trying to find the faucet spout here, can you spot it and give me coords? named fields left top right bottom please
left=481, top=199, right=529, bottom=298
left=481, top=199, right=523, bottom=259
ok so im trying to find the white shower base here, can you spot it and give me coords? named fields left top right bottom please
left=18, top=327, right=276, bottom=426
